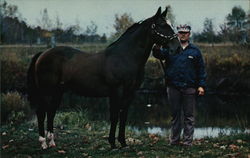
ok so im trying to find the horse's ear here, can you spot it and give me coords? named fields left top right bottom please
left=161, top=6, right=168, bottom=17
left=154, top=7, right=162, bottom=18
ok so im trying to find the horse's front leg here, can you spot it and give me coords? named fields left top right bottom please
left=118, top=94, right=134, bottom=148
left=108, top=96, right=120, bottom=149
left=118, top=105, right=129, bottom=147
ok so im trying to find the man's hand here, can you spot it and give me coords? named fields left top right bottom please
left=197, top=87, right=205, bottom=96
left=152, top=44, right=165, bottom=60
left=153, top=44, right=161, bottom=50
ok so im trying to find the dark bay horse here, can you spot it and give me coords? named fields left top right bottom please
left=27, top=7, right=181, bottom=149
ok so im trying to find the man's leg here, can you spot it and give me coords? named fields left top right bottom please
left=182, top=88, right=196, bottom=146
left=167, top=86, right=182, bottom=145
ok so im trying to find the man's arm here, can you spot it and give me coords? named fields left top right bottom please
left=196, top=50, right=206, bottom=96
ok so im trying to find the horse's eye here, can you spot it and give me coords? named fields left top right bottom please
left=162, top=23, right=168, bottom=27
left=158, top=22, right=167, bottom=27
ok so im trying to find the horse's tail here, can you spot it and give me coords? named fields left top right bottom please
left=27, top=52, right=42, bottom=109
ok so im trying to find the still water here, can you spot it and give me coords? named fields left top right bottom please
left=128, top=92, right=250, bottom=138
left=131, top=127, right=249, bottom=139
left=63, top=92, right=250, bottom=138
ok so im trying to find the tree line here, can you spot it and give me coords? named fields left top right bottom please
left=0, top=1, right=107, bottom=45
left=192, top=6, right=250, bottom=44
left=0, top=1, right=249, bottom=45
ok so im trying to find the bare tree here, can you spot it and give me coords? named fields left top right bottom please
left=55, top=14, right=63, bottom=30
left=73, top=17, right=82, bottom=35
left=111, top=13, right=134, bottom=40
left=37, top=8, right=53, bottom=30
left=165, top=5, right=176, bottom=27
left=219, top=23, right=230, bottom=43
left=85, top=21, right=97, bottom=36
left=0, top=1, right=19, bottom=18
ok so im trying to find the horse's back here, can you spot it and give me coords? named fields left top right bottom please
left=39, top=46, right=89, bottom=61
left=35, top=46, right=109, bottom=96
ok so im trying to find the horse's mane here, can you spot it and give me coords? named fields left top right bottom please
left=106, top=22, right=142, bottom=49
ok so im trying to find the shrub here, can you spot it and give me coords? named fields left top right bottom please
left=145, top=57, right=164, bottom=78
left=54, top=108, right=89, bottom=129
left=143, top=58, right=165, bottom=90
left=202, top=45, right=250, bottom=93
left=1, top=52, right=28, bottom=92
left=1, top=45, right=250, bottom=95
left=1, top=91, right=31, bottom=124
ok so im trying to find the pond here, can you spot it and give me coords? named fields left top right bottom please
left=62, top=92, right=250, bottom=138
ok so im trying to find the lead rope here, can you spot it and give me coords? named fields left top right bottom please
left=159, top=59, right=167, bottom=87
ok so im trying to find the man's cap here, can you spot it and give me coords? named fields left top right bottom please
left=177, top=24, right=191, bottom=32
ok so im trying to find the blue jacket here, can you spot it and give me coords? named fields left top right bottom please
left=153, top=43, right=206, bottom=89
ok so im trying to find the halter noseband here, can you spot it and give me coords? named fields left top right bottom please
left=151, top=23, right=178, bottom=41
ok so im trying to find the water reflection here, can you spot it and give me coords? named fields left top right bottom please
left=127, top=92, right=250, bottom=128
left=130, top=126, right=249, bottom=138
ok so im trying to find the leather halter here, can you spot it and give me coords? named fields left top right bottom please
left=151, top=23, right=178, bottom=41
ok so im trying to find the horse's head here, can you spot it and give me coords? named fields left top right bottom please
left=150, top=7, right=182, bottom=54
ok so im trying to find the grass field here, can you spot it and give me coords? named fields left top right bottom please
left=1, top=112, right=250, bottom=158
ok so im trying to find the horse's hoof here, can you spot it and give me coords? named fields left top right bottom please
left=119, top=141, right=128, bottom=148
left=49, top=143, right=56, bottom=148
left=39, top=136, right=48, bottom=150
left=120, top=142, right=128, bottom=148
left=110, top=147, right=118, bottom=152
left=110, top=144, right=117, bottom=150
left=120, top=145, right=129, bottom=150
left=47, top=132, right=56, bottom=148
left=48, top=140, right=56, bottom=148
left=41, top=143, right=48, bottom=150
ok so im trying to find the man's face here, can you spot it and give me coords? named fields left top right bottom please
left=178, top=31, right=190, bottom=43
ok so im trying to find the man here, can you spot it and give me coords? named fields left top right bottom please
left=152, top=24, right=206, bottom=146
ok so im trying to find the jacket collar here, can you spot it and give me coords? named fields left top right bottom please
left=185, top=43, right=197, bottom=50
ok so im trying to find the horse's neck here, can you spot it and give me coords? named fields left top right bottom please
left=120, top=26, right=153, bottom=65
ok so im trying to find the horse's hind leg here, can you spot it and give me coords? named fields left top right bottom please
left=108, top=96, right=120, bottom=149
left=36, top=107, right=48, bottom=149
left=47, top=110, right=56, bottom=148
left=47, top=93, right=62, bottom=148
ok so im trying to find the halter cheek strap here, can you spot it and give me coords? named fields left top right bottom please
left=151, top=23, right=178, bottom=41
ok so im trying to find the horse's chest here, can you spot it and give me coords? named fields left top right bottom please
left=126, top=69, right=144, bottom=87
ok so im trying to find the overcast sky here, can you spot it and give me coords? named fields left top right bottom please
left=6, top=0, right=250, bottom=36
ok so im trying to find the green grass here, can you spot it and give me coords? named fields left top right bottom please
left=1, top=112, right=250, bottom=158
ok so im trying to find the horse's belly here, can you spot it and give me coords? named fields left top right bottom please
left=67, top=81, right=110, bottom=97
